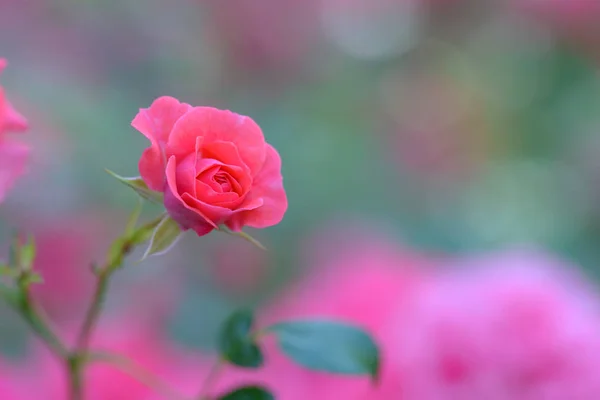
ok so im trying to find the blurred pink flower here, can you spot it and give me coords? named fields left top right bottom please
left=209, top=238, right=270, bottom=296
left=206, top=0, right=319, bottom=74
left=389, top=249, right=600, bottom=400
left=21, top=214, right=115, bottom=324
left=0, top=58, right=28, bottom=203
left=210, top=234, right=430, bottom=399
left=520, top=0, right=600, bottom=22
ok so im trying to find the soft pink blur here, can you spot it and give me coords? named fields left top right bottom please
left=210, top=232, right=431, bottom=399
left=24, top=214, right=114, bottom=324
left=209, top=238, right=270, bottom=296
left=0, top=58, right=29, bottom=203
left=389, top=249, right=600, bottom=400
left=0, top=311, right=203, bottom=400
left=206, top=0, right=319, bottom=75
left=209, top=240, right=600, bottom=399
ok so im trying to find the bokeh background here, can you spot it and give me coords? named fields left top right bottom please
left=1, top=0, right=600, bottom=397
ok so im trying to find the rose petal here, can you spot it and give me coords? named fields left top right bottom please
left=225, top=144, right=287, bottom=231
left=0, top=140, right=29, bottom=203
left=202, top=141, right=250, bottom=174
left=181, top=192, right=234, bottom=226
left=167, top=107, right=266, bottom=174
left=195, top=180, right=240, bottom=206
left=164, top=156, right=217, bottom=235
left=195, top=157, right=249, bottom=197
left=174, top=153, right=197, bottom=197
left=133, top=96, right=192, bottom=191
left=132, top=96, right=192, bottom=144
left=0, top=92, right=28, bottom=133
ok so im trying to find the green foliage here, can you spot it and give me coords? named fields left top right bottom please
left=105, top=170, right=163, bottom=204
left=267, top=320, right=380, bottom=381
left=218, top=309, right=263, bottom=368
left=217, top=385, right=274, bottom=400
left=141, top=215, right=183, bottom=260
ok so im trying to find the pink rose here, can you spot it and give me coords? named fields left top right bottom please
left=132, top=96, right=287, bottom=236
left=0, top=59, right=28, bottom=203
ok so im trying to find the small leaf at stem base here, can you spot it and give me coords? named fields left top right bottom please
left=219, top=226, right=267, bottom=251
left=141, top=215, right=183, bottom=261
left=105, top=169, right=164, bottom=204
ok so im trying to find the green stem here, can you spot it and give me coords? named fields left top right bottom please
left=75, top=267, right=113, bottom=351
left=1, top=282, right=77, bottom=398
left=196, top=358, right=225, bottom=400
left=86, top=351, right=189, bottom=400
left=67, top=355, right=84, bottom=400
left=17, top=288, right=69, bottom=358
left=71, top=212, right=165, bottom=399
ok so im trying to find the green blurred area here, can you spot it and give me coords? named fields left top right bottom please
left=1, top=0, right=600, bottom=351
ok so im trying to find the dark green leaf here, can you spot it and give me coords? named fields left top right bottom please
left=267, top=320, right=380, bottom=380
left=141, top=215, right=183, bottom=260
left=105, top=169, right=163, bottom=204
left=217, top=385, right=274, bottom=400
left=218, top=309, right=263, bottom=368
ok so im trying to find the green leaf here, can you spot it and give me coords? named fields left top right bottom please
left=19, top=236, right=36, bottom=271
left=129, top=214, right=165, bottom=247
left=220, top=226, right=267, bottom=251
left=267, top=320, right=380, bottom=380
left=217, top=385, right=274, bottom=400
left=105, top=169, right=164, bottom=204
left=142, top=215, right=183, bottom=260
left=22, top=272, right=43, bottom=285
left=106, top=237, right=127, bottom=267
left=218, top=309, right=263, bottom=368
left=0, top=265, right=18, bottom=278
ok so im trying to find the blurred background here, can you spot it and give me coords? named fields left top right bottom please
left=1, top=0, right=600, bottom=372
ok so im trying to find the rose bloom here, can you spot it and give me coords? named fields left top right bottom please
left=132, top=96, right=287, bottom=236
left=388, top=249, right=600, bottom=400
left=0, top=58, right=28, bottom=203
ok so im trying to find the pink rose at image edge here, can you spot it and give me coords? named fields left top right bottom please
left=0, top=58, right=29, bottom=203
left=132, top=96, right=287, bottom=236
left=387, top=249, right=600, bottom=400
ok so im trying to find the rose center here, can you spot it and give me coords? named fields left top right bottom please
left=213, top=171, right=232, bottom=192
